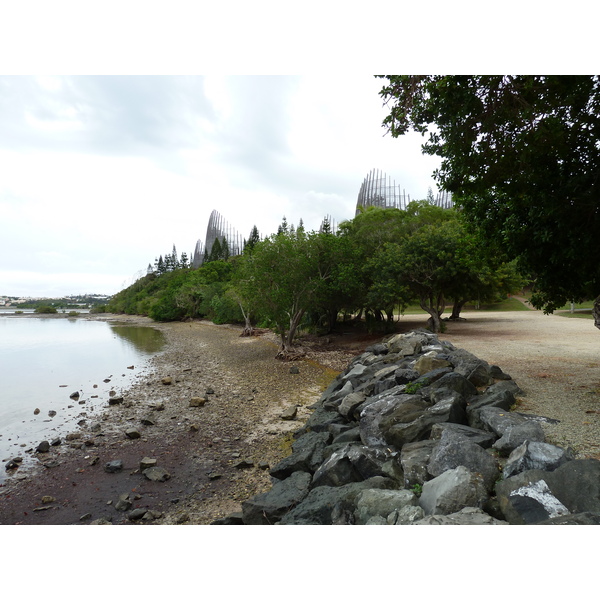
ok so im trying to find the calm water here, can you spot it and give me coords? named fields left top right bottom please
left=0, top=317, right=164, bottom=482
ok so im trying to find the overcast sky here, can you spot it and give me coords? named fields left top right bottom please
left=0, top=75, right=443, bottom=298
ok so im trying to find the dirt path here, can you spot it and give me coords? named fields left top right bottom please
left=436, top=310, right=600, bottom=458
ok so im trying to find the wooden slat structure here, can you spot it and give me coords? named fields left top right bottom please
left=355, top=168, right=453, bottom=215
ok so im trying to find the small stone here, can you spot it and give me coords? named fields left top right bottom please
left=150, top=402, right=165, bottom=411
left=140, top=416, right=156, bottom=426
left=79, top=513, right=92, bottom=521
left=50, top=437, right=62, bottom=446
left=108, top=396, right=124, bottom=406
left=109, top=390, right=116, bottom=397
left=47, top=410, right=57, bottom=418
left=189, top=397, right=206, bottom=407
left=5, top=459, right=19, bottom=470
left=189, top=424, right=199, bottom=432
left=143, top=466, right=171, bottom=482
left=161, top=377, right=173, bottom=385
left=36, top=441, right=50, bottom=453
left=208, top=472, right=222, bottom=480
left=234, top=459, right=254, bottom=469
left=70, top=391, right=80, bottom=399
left=33, top=408, right=40, bottom=415
left=289, top=366, right=300, bottom=374
left=127, top=365, right=135, bottom=370
left=128, top=508, right=147, bottom=521
left=115, top=493, right=132, bottom=511
left=104, top=460, right=124, bottom=473
left=257, top=461, right=270, bottom=470
left=140, top=457, right=157, bottom=471
left=41, top=496, right=56, bottom=504
left=205, top=387, right=215, bottom=395
left=281, top=406, right=298, bottom=421
left=65, top=433, right=81, bottom=441
left=125, top=429, right=141, bottom=440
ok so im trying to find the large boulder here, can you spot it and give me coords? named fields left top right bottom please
left=279, top=477, right=396, bottom=525
left=311, top=444, right=396, bottom=488
left=400, top=439, right=438, bottom=488
left=353, top=488, right=418, bottom=525
left=241, top=471, right=312, bottom=525
left=430, top=422, right=497, bottom=449
left=419, top=465, right=489, bottom=515
left=503, top=441, right=574, bottom=479
left=496, top=459, right=600, bottom=524
left=427, top=429, right=501, bottom=491
left=380, top=392, right=468, bottom=450
left=270, top=431, right=332, bottom=480
left=492, top=420, right=546, bottom=456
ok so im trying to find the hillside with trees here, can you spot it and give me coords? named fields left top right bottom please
left=108, top=206, right=524, bottom=355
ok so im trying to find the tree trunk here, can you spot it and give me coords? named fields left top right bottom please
left=238, top=302, right=253, bottom=336
left=276, top=309, right=305, bottom=358
left=593, top=295, right=600, bottom=332
left=449, top=298, right=467, bottom=321
left=420, top=293, right=445, bottom=333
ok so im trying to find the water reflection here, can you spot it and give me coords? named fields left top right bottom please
left=110, top=325, right=165, bottom=354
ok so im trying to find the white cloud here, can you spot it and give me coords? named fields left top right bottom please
left=0, top=75, right=442, bottom=297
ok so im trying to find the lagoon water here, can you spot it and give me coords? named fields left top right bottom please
left=0, top=316, right=164, bottom=482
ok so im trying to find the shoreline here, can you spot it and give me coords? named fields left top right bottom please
left=0, top=314, right=346, bottom=524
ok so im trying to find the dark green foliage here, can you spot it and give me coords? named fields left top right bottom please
left=378, top=75, right=600, bottom=328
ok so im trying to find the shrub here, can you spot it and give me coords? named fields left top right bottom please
left=35, top=305, right=57, bottom=314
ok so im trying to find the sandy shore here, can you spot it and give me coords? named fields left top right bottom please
left=0, top=314, right=347, bottom=525
left=1, top=308, right=599, bottom=524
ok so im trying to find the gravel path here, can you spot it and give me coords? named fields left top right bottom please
left=437, top=309, right=600, bottom=459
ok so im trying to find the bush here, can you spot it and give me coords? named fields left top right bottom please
left=35, top=305, right=57, bottom=314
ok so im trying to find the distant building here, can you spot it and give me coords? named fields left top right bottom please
left=356, top=169, right=453, bottom=215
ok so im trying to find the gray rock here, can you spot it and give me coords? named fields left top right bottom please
left=128, top=508, right=148, bottom=521
left=359, top=394, right=414, bottom=447
left=143, top=466, right=171, bottom=482
left=311, top=444, right=395, bottom=488
left=503, top=441, right=574, bottom=479
left=430, top=422, right=497, bottom=448
left=115, top=493, right=132, bottom=511
left=427, top=429, right=501, bottom=491
left=140, top=457, right=157, bottom=471
left=411, top=507, right=508, bottom=525
left=496, top=477, right=570, bottom=524
left=427, top=372, right=478, bottom=400
left=281, top=406, right=298, bottom=421
left=338, top=392, right=366, bottom=419
left=419, top=465, right=489, bottom=515
left=108, top=396, right=124, bottom=405
left=36, top=441, right=50, bottom=453
left=473, top=406, right=527, bottom=435
left=388, top=504, right=426, bottom=524
left=492, top=420, right=546, bottom=456
left=104, top=459, right=124, bottom=473
left=385, top=333, right=423, bottom=356
left=279, top=476, right=396, bottom=525
left=125, top=429, right=141, bottom=439
left=270, top=431, right=331, bottom=479
left=496, top=459, right=600, bottom=524
left=241, top=471, right=312, bottom=525
left=381, top=392, right=468, bottom=450
left=354, top=488, right=418, bottom=525
left=400, top=439, right=437, bottom=488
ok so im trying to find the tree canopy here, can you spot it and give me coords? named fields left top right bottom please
left=378, top=75, right=600, bottom=329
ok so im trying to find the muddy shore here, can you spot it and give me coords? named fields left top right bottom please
left=0, top=314, right=359, bottom=525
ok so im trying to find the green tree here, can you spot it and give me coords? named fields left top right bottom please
left=235, top=229, right=327, bottom=356
left=244, top=225, right=261, bottom=253
left=378, top=75, right=600, bottom=330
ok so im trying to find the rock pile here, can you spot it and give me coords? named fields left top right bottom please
left=228, top=330, right=600, bottom=525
